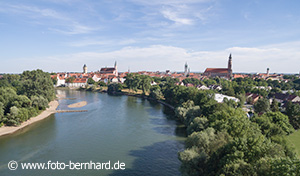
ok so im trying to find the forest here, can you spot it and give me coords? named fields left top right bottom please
left=0, top=70, right=55, bottom=126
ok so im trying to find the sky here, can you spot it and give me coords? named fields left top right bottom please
left=1, top=0, right=300, bottom=74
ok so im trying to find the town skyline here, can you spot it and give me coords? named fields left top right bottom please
left=1, top=0, right=300, bottom=73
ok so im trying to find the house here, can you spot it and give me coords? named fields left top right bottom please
left=214, top=93, right=239, bottom=103
left=196, top=85, right=209, bottom=90
left=185, top=83, right=194, bottom=87
left=272, top=93, right=300, bottom=103
left=51, top=74, right=66, bottom=87
left=111, top=77, right=119, bottom=83
left=246, top=93, right=261, bottom=104
left=150, top=81, right=157, bottom=86
left=203, top=54, right=232, bottom=79
left=92, top=74, right=101, bottom=82
left=65, top=78, right=87, bottom=88
left=209, top=85, right=222, bottom=91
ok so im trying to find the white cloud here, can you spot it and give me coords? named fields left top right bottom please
left=9, top=41, right=300, bottom=74
left=161, top=9, right=194, bottom=25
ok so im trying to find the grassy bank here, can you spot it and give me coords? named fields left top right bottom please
left=288, top=130, right=300, bottom=158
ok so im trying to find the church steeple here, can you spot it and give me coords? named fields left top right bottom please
left=184, top=62, right=188, bottom=77
left=83, top=64, right=87, bottom=74
left=228, top=54, right=232, bottom=70
left=228, top=54, right=232, bottom=78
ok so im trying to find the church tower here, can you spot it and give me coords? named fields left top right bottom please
left=228, top=54, right=232, bottom=78
left=184, top=62, right=188, bottom=77
left=114, top=61, right=118, bottom=76
left=83, top=64, right=87, bottom=74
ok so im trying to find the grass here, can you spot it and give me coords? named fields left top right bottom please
left=288, top=130, right=300, bottom=158
left=121, top=88, right=149, bottom=96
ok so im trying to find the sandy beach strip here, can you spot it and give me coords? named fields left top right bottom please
left=67, top=101, right=87, bottom=108
left=0, top=100, right=59, bottom=137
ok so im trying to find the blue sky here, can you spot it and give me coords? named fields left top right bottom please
left=1, top=0, right=300, bottom=73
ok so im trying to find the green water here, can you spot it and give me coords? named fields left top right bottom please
left=0, top=90, right=186, bottom=176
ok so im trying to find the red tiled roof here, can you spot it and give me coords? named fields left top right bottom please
left=73, top=78, right=87, bottom=83
left=204, top=68, right=229, bottom=74
left=100, top=68, right=115, bottom=72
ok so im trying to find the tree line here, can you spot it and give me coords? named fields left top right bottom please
left=0, top=70, right=55, bottom=126
left=117, top=74, right=300, bottom=175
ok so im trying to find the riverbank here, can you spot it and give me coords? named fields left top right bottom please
left=79, top=86, right=175, bottom=110
left=0, top=100, right=59, bottom=137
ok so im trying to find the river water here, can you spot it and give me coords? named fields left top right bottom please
left=0, top=90, right=186, bottom=176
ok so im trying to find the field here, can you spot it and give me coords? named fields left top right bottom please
left=288, top=130, right=300, bottom=158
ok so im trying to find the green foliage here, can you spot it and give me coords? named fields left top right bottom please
left=87, top=78, right=95, bottom=84
left=97, top=81, right=107, bottom=87
left=107, top=83, right=123, bottom=94
left=0, top=102, right=4, bottom=122
left=187, top=117, right=209, bottom=136
left=253, top=97, right=270, bottom=114
left=236, top=93, right=246, bottom=107
left=20, top=69, right=55, bottom=101
left=31, top=95, right=49, bottom=110
left=139, top=75, right=152, bottom=93
left=252, top=112, right=294, bottom=138
left=3, top=106, right=20, bottom=126
left=52, top=76, right=57, bottom=85
left=271, top=98, right=280, bottom=112
left=149, top=86, right=163, bottom=100
left=174, top=86, right=299, bottom=175
left=0, top=70, right=55, bottom=126
left=285, top=101, right=300, bottom=129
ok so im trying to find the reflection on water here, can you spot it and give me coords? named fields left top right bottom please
left=0, top=90, right=185, bottom=176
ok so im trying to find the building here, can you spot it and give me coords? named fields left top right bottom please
left=203, top=54, right=233, bottom=79
left=65, top=78, right=87, bottom=88
left=83, top=64, right=87, bottom=74
left=214, top=93, right=239, bottom=103
left=100, top=61, right=118, bottom=76
left=184, top=62, right=189, bottom=77
left=272, top=93, right=300, bottom=103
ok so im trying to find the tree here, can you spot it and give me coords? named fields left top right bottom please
left=270, top=98, right=279, bottom=112
left=20, top=69, right=55, bottom=101
left=253, top=97, right=270, bottom=114
left=3, top=106, right=20, bottom=125
left=285, top=101, right=300, bottom=129
left=149, top=86, right=163, bottom=100
left=236, top=93, right=246, bottom=107
left=0, top=102, right=4, bottom=123
left=124, top=73, right=135, bottom=92
left=31, top=95, right=49, bottom=110
left=97, top=81, right=107, bottom=87
left=52, top=77, right=57, bottom=85
left=107, top=83, right=123, bottom=94
left=139, top=75, right=152, bottom=94
left=252, top=112, right=294, bottom=138
left=87, top=78, right=95, bottom=84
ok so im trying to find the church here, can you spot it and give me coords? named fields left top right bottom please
left=203, top=54, right=233, bottom=79
left=100, top=61, right=118, bottom=76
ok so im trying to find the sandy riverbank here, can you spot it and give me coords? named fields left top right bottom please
left=67, top=101, right=87, bottom=108
left=0, top=100, right=59, bottom=137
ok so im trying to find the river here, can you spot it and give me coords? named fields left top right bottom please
left=0, top=90, right=186, bottom=176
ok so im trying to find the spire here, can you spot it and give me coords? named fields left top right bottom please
left=228, top=54, right=232, bottom=78
left=184, top=62, right=188, bottom=77
left=228, top=54, right=232, bottom=71
left=114, top=61, right=117, bottom=68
